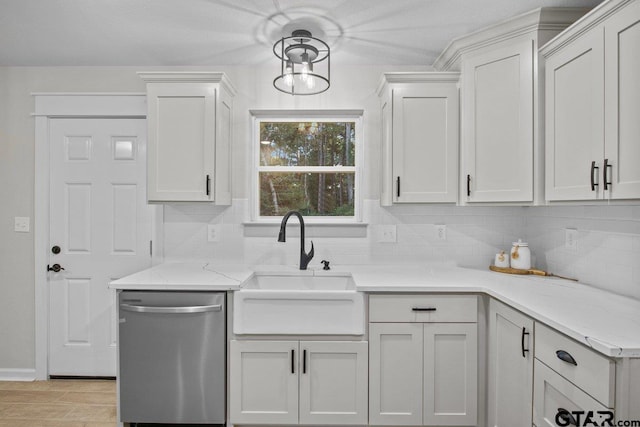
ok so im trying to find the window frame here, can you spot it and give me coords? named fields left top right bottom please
left=250, top=110, right=364, bottom=223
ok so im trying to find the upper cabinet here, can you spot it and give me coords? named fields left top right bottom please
left=434, top=8, right=589, bottom=204
left=139, top=72, right=235, bottom=203
left=378, top=73, right=460, bottom=206
left=542, top=0, right=640, bottom=201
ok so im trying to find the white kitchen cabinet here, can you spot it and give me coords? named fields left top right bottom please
left=369, top=295, right=478, bottom=426
left=230, top=340, right=368, bottom=426
left=461, top=37, right=534, bottom=203
left=543, top=0, right=640, bottom=201
left=299, top=341, right=368, bottom=425
left=533, top=360, right=612, bottom=427
left=433, top=8, right=587, bottom=204
left=378, top=73, right=460, bottom=205
left=139, top=72, right=235, bottom=203
left=423, top=323, right=478, bottom=426
left=369, top=323, right=424, bottom=425
left=229, top=340, right=298, bottom=425
left=487, top=299, right=534, bottom=427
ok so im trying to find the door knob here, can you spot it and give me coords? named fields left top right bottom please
left=47, top=264, right=65, bottom=273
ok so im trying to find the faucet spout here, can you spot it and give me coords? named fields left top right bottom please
left=278, top=211, right=314, bottom=270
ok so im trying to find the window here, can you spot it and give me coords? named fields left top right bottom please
left=253, top=113, right=361, bottom=221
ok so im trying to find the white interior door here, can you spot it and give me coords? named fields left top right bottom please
left=48, top=118, right=152, bottom=376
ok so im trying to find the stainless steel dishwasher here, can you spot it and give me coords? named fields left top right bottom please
left=118, top=291, right=226, bottom=425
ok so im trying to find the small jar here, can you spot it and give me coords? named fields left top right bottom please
left=494, top=251, right=510, bottom=268
left=510, top=239, right=531, bottom=270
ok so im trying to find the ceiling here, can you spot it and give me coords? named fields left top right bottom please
left=0, top=0, right=602, bottom=67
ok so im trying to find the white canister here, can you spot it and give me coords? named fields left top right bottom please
left=494, top=251, right=510, bottom=268
left=510, top=239, right=531, bottom=270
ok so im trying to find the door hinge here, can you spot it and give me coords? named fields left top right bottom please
left=149, top=240, right=153, bottom=257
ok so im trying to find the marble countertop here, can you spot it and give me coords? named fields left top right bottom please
left=109, top=262, right=640, bottom=358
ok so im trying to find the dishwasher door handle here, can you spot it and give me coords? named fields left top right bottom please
left=120, top=303, right=222, bottom=314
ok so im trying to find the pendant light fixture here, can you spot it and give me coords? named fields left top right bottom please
left=273, top=29, right=330, bottom=95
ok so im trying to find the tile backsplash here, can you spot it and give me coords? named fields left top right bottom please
left=524, top=205, right=640, bottom=300
left=162, top=200, right=640, bottom=300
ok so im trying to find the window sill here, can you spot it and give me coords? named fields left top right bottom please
left=243, top=221, right=368, bottom=238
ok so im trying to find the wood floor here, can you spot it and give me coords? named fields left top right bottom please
left=0, top=379, right=116, bottom=426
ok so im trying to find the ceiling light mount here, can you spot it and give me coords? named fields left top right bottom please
left=273, top=29, right=330, bottom=96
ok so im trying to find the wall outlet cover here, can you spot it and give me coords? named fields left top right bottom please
left=565, top=228, right=578, bottom=251
left=207, top=224, right=222, bottom=242
left=436, top=224, right=447, bottom=241
left=14, top=216, right=30, bottom=233
left=378, top=225, right=397, bottom=243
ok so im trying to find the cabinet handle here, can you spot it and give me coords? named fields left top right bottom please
left=396, top=176, right=401, bottom=198
left=291, top=349, right=295, bottom=374
left=466, top=174, right=471, bottom=197
left=557, top=408, right=578, bottom=426
left=303, top=349, right=307, bottom=374
left=590, top=161, right=599, bottom=191
left=556, top=350, right=577, bottom=366
left=412, top=307, right=437, bottom=312
left=603, top=158, right=612, bottom=191
left=521, top=327, right=529, bottom=358
left=206, top=174, right=211, bottom=196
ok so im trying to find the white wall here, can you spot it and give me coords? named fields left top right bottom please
left=1, top=64, right=639, bottom=373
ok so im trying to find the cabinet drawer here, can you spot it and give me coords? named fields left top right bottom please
left=535, top=323, right=615, bottom=407
left=369, top=294, right=477, bottom=323
left=534, top=360, right=613, bottom=427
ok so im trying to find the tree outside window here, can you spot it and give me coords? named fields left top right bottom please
left=257, top=120, right=357, bottom=218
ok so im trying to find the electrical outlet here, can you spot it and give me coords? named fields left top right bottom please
left=207, top=224, right=222, bottom=242
left=378, top=225, right=397, bottom=243
left=565, top=228, right=578, bottom=251
left=436, top=224, right=447, bottom=241
left=14, top=217, right=30, bottom=233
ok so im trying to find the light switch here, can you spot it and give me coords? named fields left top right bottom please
left=15, top=217, right=30, bottom=233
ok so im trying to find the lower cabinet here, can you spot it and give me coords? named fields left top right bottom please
left=229, top=340, right=368, bottom=425
left=533, top=360, right=611, bottom=427
left=369, top=322, right=478, bottom=426
left=487, top=299, right=534, bottom=427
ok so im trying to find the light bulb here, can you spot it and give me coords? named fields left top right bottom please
left=300, top=52, right=309, bottom=82
left=284, top=61, right=293, bottom=87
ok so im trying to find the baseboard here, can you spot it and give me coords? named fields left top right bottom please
left=0, top=368, right=37, bottom=381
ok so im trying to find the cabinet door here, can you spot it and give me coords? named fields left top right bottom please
left=604, top=1, right=640, bottom=200
left=369, top=323, right=423, bottom=425
left=545, top=28, right=604, bottom=201
left=487, top=299, right=534, bottom=427
left=462, top=38, right=534, bottom=202
left=423, top=323, right=477, bottom=426
left=533, top=360, right=612, bottom=427
left=299, top=341, right=368, bottom=425
left=392, top=84, right=459, bottom=203
left=229, top=340, right=298, bottom=425
left=146, top=83, right=216, bottom=202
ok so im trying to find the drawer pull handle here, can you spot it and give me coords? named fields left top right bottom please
left=557, top=408, right=578, bottom=426
left=412, top=307, right=437, bottom=312
left=521, top=327, right=529, bottom=358
left=556, top=350, right=577, bottom=366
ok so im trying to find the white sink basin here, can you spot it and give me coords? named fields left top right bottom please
left=233, top=272, right=364, bottom=335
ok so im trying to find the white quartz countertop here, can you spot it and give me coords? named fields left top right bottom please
left=109, top=262, right=640, bottom=358
left=109, top=262, right=253, bottom=290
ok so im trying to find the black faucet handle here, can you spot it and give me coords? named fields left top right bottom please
left=321, top=260, right=330, bottom=270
